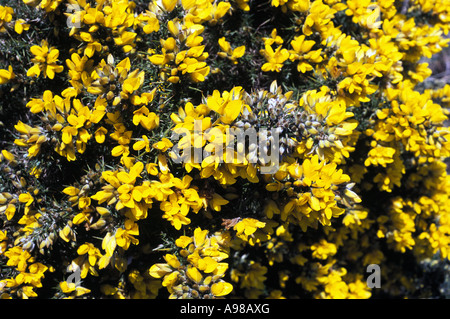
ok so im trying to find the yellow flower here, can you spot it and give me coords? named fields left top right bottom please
left=364, top=144, right=396, bottom=167
left=0, top=230, right=7, bottom=255
left=0, top=65, right=15, bottom=84
left=14, top=19, right=30, bottom=34
left=153, top=138, right=174, bottom=152
left=18, top=192, right=34, bottom=207
left=102, top=232, right=117, bottom=257
left=206, top=87, right=244, bottom=124
left=123, top=74, right=144, bottom=95
left=27, top=40, right=64, bottom=79
left=4, top=203, right=16, bottom=221
left=133, top=135, right=151, bottom=152
left=0, top=5, right=13, bottom=33
left=208, top=193, right=229, bottom=212
left=262, top=28, right=284, bottom=46
left=260, top=44, right=290, bottom=72
left=77, top=242, right=101, bottom=267
left=114, top=30, right=137, bottom=53
left=149, top=228, right=232, bottom=298
left=131, top=89, right=157, bottom=106
left=60, top=281, right=91, bottom=297
left=211, top=281, right=233, bottom=296
left=115, top=220, right=139, bottom=250
left=1, top=150, right=15, bottom=162
left=59, top=224, right=75, bottom=243
left=149, top=48, right=172, bottom=66
left=146, top=163, right=159, bottom=175
left=186, top=266, right=203, bottom=283
left=348, top=278, right=372, bottom=299
left=149, top=263, right=174, bottom=279
left=160, top=193, right=192, bottom=230
left=164, top=254, right=181, bottom=269
left=218, top=37, right=246, bottom=64
left=161, top=0, right=178, bottom=12
left=137, top=10, right=160, bottom=34
left=289, top=35, right=322, bottom=73
left=210, top=1, right=231, bottom=24
left=23, top=0, right=63, bottom=12
left=4, top=246, right=33, bottom=272
left=235, top=0, right=250, bottom=11
left=310, top=239, right=338, bottom=259
left=94, top=127, right=108, bottom=144
left=13, top=120, right=47, bottom=158
left=233, top=218, right=266, bottom=242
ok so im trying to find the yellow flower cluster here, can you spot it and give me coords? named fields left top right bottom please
left=368, top=85, right=450, bottom=162
left=148, top=19, right=211, bottom=83
left=312, top=261, right=371, bottom=299
left=1, top=0, right=450, bottom=300
left=0, top=4, right=31, bottom=86
left=90, top=163, right=205, bottom=230
left=149, top=227, right=233, bottom=298
left=65, top=0, right=138, bottom=56
left=27, top=40, right=64, bottom=79
left=22, top=0, right=63, bottom=12
left=266, top=155, right=361, bottom=229
left=1, top=247, right=49, bottom=298
left=0, top=5, right=29, bottom=34
left=0, top=5, right=14, bottom=33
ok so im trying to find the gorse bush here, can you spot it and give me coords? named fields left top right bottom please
left=0, top=0, right=450, bottom=299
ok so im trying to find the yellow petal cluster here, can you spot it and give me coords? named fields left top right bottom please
left=149, top=227, right=233, bottom=298
left=1, top=0, right=450, bottom=301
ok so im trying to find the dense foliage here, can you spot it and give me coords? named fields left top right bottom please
left=1, top=0, right=450, bottom=299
